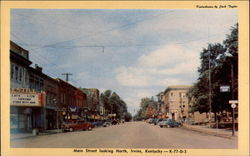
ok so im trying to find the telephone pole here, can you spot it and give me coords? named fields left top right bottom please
left=62, top=73, right=72, bottom=82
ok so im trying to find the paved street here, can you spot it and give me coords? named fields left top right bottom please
left=11, top=121, right=237, bottom=148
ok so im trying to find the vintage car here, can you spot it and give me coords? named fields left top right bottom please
left=158, top=119, right=182, bottom=128
left=92, top=120, right=104, bottom=127
left=103, top=121, right=112, bottom=127
left=62, top=120, right=94, bottom=132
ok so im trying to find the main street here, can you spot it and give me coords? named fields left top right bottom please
left=11, top=121, right=237, bottom=148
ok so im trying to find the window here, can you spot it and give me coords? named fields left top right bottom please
left=183, top=105, right=185, bottom=108
left=35, top=77, right=39, bottom=91
left=15, top=66, right=19, bottom=81
left=61, top=93, right=63, bottom=103
left=19, top=68, right=23, bottom=82
left=63, top=93, right=66, bottom=104
left=171, top=92, right=173, bottom=96
left=39, top=79, right=44, bottom=91
left=29, top=74, right=34, bottom=89
left=24, top=69, right=28, bottom=85
left=11, top=64, right=14, bottom=79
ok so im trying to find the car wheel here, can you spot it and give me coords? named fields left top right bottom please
left=69, top=128, right=73, bottom=132
left=88, top=126, right=92, bottom=131
left=160, top=125, right=163, bottom=128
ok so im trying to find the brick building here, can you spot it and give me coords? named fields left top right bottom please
left=10, top=41, right=87, bottom=131
left=57, top=79, right=87, bottom=122
left=162, top=85, right=192, bottom=120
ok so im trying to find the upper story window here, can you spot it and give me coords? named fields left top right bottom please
left=179, top=92, right=186, bottom=98
left=19, top=68, right=23, bottom=82
left=11, top=63, right=14, bottom=79
left=15, top=66, right=19, bottom=81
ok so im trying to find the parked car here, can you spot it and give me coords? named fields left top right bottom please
left=148, top=118, right=155, bottom=124
left=153, top=118, right=164, bottom=125
left=92, top=120, right=104, bottom=127
left=184, top=118, right=195, bottom=125
left=62, top=120, right=94, bottom=132
left=146, top=118, right=153, bottom=123
left=158, top=119, right=182, bottom=128
left=103, top=121, right=112, bottom=127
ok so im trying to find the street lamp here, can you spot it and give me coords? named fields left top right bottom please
left=216, top=48, right=236, bottom=136
left=53, top=99, right=59, bottom=130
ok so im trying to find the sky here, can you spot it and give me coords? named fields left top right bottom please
left=11, top=9, right=237, bottom=115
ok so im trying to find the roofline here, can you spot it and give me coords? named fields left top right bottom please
left=163, top=85, right=192, bottom=94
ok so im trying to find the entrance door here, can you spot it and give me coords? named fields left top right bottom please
left=172, top=113, right=175, bottom=119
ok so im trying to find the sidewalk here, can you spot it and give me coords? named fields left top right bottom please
left=11, top=129, right=63, bottom=140
left=182, top=124, right=238, bottom=139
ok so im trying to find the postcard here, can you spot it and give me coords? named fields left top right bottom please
left=1, top=0, right=249, bottom=156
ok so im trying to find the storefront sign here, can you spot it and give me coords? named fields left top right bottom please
left=11, top=93, right=43, bottom=106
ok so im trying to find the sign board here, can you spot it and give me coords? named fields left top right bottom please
left=220, top=86, right=230, bottom=92
left=11, top=93, right=42, bottom=106
left=231, top=103, right=236, bottom=108
left=229, top=100, right=238, bottom=104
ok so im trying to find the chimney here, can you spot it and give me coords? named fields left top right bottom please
left=35, top=64, right=43, bottom=72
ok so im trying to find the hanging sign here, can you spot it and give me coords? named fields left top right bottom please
left=220, top=86, right=230, bottom=92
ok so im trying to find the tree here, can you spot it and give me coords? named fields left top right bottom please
left=124, top=112, right=132, bottom=122
left=134, top=97, right=159, bottom=120
left=188, top=23, right=238, bottom=120
left=100, top=89, right=130, bottom=119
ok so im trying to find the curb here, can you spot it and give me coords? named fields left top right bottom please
left=182, top=125, right=236, bottom=139
left=11, top=130, right=62, bottom=140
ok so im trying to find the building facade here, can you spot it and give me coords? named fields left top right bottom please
left=10, top=41, right=88, bottom=132
left=10, top=41, right=31, bottom=89
left=10, top=88, right=45, bottom=132
left=162, top=85, right=192, bottom=120
left=57, top=79, right=87, bottom=122
left=10, top=41, right=45, bottom=132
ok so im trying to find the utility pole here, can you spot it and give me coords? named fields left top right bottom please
left=62, top=73, right=72, bottom=82
left=231, top=63, right=235, bottom=136
left=208, top=46, right=212, bottom=127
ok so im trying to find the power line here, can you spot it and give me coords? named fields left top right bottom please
left=13, top=30, right=227, bottom=52
left=10, top=33, right=67, bottom=78
left=19, top=11, right=174, bottom=51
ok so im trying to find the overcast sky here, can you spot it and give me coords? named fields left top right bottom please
left=11, top=9, right=237, bottom=115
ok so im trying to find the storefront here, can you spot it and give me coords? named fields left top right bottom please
left=10, top=89, right=45, bottom=132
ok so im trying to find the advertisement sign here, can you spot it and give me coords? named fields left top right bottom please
left=11, top=93, right=43, bottom=106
